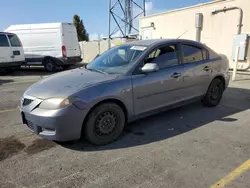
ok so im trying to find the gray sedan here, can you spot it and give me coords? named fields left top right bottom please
left=20, top=39, right=230, bottom=145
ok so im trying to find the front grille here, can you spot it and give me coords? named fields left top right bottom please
left=26, top=120, right=34, bottom=131
left=22, top=98, right=33, bottom=106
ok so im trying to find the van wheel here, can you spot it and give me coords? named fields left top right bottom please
left=202, top=78, right=224, bottom=107
left=44, top=58, right=57, bottom=72
left=84, top=103, right=125, bottom=145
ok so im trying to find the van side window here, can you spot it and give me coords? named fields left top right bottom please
left=182, top=44, right=203, bottom=63
left=7, top=35, right=22, bottom=47
left=0, top=35, right=9, bottom=47
left=145, top=45, right=179, bottom=69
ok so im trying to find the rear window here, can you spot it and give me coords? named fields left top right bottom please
left=7, top=34, right=22, bottom=47
left=0, top=34, right=9, bottom=47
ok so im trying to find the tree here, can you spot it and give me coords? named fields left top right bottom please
left=73, top=14, right=89, bottom=41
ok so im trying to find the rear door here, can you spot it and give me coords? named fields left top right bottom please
left=7, top=34, right=25, bottom=62
left=181, top=43, right=212, bottom=99
left=62, top=23, right=81, bottom=58
left=0, top=34, right=12, bottom=64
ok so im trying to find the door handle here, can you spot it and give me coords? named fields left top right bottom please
left=10, top=55, right=15, bottom=58
left=171, top=72, right=182, bottom=78
left=203, top=66, right=210, bottom=71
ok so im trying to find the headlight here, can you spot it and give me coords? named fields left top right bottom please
left=39, top=97, right=75, bottom=110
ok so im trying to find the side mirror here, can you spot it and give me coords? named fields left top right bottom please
left=141, top=63, right=159, bottom=73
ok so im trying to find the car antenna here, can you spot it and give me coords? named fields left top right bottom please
left=177, top=30, right=188, bottom=39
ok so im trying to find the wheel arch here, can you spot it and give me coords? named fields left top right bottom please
left=212, top=75, right=226, bottom=90
left=81, top=98, right=128, bottom=133
left=42, top=56, right=53, bottom=65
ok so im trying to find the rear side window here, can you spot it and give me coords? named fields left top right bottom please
left=182, top=44, right=203, bottom=63
left=0, top=34, right=9, bottom=47
left=7, top=34, right=22, bottom=47
left=202, top=49, right=209, bottom=60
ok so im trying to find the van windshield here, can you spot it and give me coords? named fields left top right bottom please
left=86, top=44, right=147, bottom=74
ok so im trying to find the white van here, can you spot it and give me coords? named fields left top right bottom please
left=5, top=23, right=82, bottom=72
left=0, top=32, right=25, bottom=70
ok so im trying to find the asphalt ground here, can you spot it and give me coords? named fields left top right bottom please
left=0, top=68, right=250, bottom=188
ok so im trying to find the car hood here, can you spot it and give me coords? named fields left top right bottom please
left=25, top=68, right=119, bottom=99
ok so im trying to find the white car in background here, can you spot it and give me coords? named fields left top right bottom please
left=0, top=32, right=25, bottom=71
left=5, top=23, right=82, bottom=72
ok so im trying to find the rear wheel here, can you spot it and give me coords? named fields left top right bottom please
left=202, top=78, right=224, bottom=107
left=84, top=103, right=125, bottom=145
left=44, top=58, right=57, bottom=72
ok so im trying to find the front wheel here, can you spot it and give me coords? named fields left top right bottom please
left=84, top=103, right=125, bottom=145
left=202, top=78, right=224, bottom=107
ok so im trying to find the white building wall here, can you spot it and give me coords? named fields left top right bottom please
left=139, top=0, right=250, bottom=69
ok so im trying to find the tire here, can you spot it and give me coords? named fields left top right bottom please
left=202, top=78, right=224, bottom=107
left=85, top=103, right=125, bottom=145
left=44, top=58, right=57, bottom=72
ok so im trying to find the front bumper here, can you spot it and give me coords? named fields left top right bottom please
left=20, top=104, right=88, bottom=141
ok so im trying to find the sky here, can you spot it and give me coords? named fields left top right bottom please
left=0, top=0, right=212, bottom=40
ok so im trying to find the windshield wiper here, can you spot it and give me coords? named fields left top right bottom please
left=87, top=68, right=107, bottom=74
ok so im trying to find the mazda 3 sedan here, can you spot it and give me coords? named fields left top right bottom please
left=20, top=39, right=230, bottom=145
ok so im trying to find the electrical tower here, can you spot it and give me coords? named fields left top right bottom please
left=108, top=0, right=146, bottom=41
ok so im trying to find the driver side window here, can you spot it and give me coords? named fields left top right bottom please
left=145, top=44, right=179, bottom=69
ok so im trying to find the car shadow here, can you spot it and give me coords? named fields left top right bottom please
left=0, top=79, right=13, bottom=85
left=59, top=87, right=250, bottom=151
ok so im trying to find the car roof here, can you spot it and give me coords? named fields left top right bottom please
left=127, top=39, right=204, bottom=47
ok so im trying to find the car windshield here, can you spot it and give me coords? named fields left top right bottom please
left=86, top=44, right=147, bottom=74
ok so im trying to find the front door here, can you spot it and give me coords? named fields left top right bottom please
left=0, top=34, right=12, bottom=64
left=132, top=43, right=185, bottom=115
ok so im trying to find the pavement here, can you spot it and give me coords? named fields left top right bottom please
left=0, top=68, right=250, bottom=188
